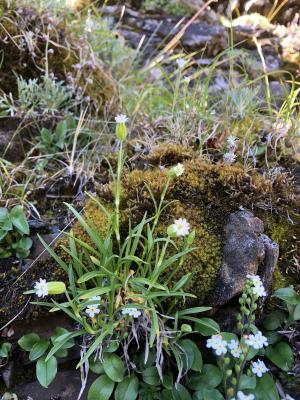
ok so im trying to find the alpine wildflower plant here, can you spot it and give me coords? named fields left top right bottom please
left=204, top=275, right=273, bottom=400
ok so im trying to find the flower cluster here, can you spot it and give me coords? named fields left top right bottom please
left=121, top=307, right=141, bottom=319
left=245, top=331, right=268, bottom=349
left=246, top=274, right=267, bottom=297
left=85, top=296, right=101, bottom=318
left=228, top=339, right=242, bottom=358
left=251, top=359, right=269, bottom=377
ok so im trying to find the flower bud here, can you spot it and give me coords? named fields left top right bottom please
left=116, top=123, right=127, bottom=141
left=246, top=298, right=251, bottom=305
left=186, top=230, right=196, bottom=245
left=237, top=322, right=243, bottom=330
left=235, top=365, right=241, bottom=374
left=231, top=377, right=237, bottom=386
left=47, top=281, right=66, bottom=295
left=226, top=369, right=233, bottom=377
left=167, top=224, right=176, bottom=237
left=181, top=324, right=192, bottom=333
left=227, top=388, right=234, bottom=398
left=224, top=357, right=231, bottom=365
left=236, top=313, right=242, bottom=321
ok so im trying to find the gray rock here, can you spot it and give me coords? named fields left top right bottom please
left=182, top=22, right=227, bottom=53
left=14, top=370, right=95, bottom=400
left=211, top=210, right=278, bottom=306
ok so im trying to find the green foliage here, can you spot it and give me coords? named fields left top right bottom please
left=17, top=75, right=73, bottom=115
left=0, top=342, right=11, bottom=358
left=37, top=116, right=77, bottom=154
left=18, top=327, right=75, bottom=388
left=0, top=205, right=32, bottom=258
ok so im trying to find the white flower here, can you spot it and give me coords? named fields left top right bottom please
left=245, top=331, right=268, bottom=349
left=231, top=347, right=243, bottom=358
left=171, top=218, right=190, bottom=237
left=176, top=58, right=188, bottom=69
left=246, top=274, right=266, bottom=297
left=206, top=334, right=222, bottom=349
left=122, top=307, right=141, bottom=319
left=214, top=339, right=228, bottom=356
left=115, top=114, right=128, bottom=124
left=228, top=339, right=239, bottom=350
left=251, top=359, right=269, bottom=377
left=237, top=391, right=255, bottom=400
left=227, top=135, right=239, bottom=149
left=86, top=305, right=100, bottom=318
left=171, top=163, right=185, bottom=177
left=85, top=296, right=101, bottom=318
left=252, top=284, right=267, bottom=297
left=246, top=274, right=262, bottom=286
left=223, top=152, right=236, bottom=164
left=34, top=278, right=48, bottom=298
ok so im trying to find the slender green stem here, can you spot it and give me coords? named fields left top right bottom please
left=114, top=141, right=123, bottom=247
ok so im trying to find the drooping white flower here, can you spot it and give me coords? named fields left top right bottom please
left=115, top=114, right=128, bottom=124
left=231, top=347, right=243, bottom=358
left=171, top=163, right=185, bottom=177
left=237, top=391, right=255, bottom=400
left=206, top=334, right=223, bottom=349
left=176, top=58, right=188, bottom=69
left=245, top=331, right=268, bottom=350
left=171, top=218, right=190, bottom=237
left=251, top=359, right=269, bottom=377
left=223, top=152, right=236, bottom=164
left=34, top=278, right=48, bottom=298
left=122, top=307, right=141, bottom=319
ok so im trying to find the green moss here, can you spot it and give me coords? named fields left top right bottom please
left=2, top=146, right=298, bottom=322
left=70, top=145, right=299, bottom=302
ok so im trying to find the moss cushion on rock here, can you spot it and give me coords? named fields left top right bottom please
left=1, top=145, right=299, bottom=322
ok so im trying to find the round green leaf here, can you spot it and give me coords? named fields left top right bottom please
left=188, top=365, right=222, bottom=390
left=178, top=339, right=202, bottom=372
left=36, top=355, right=57, bottom=388
left=142, top=366, right=160, bottom=386
left=115, top=374, right=139, bottom=400
left=172, top=383, right=192, bottom=400
left=263, top=311, right=286, bottom=331
left=88, top=375, right=115, bottom=400
left=239, top=374, right=256, bottom=390
left=10, top=205, right=29, bottom=235
left=193, top=388, right=224, bottom=400
left=266, top=342, right=294, bottom=371
left=254, top=373, right=280, bottom=400
left=195, top=318, right=220, bottom=336
left=89, top=357, right=105, bottom=374
left=18, top=333, right=40, bottom=351
left=29, top=339, right=50, bottom=361
left=103, top=353, right=125, bottom=382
